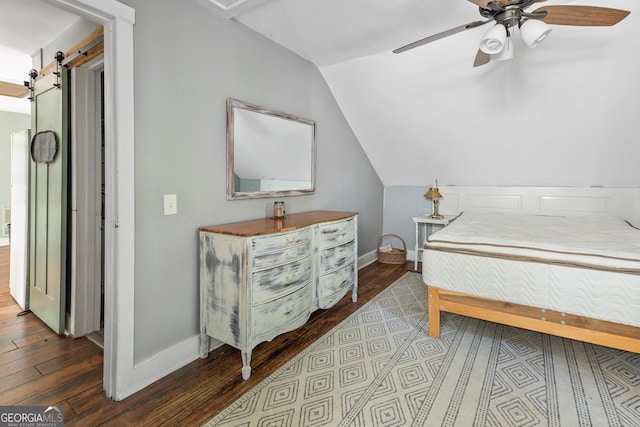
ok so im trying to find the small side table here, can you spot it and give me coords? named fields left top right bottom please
left=412, top=215, right=452, bottom=270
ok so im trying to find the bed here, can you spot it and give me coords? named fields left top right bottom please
left=422, top=187, right=640, bottom=353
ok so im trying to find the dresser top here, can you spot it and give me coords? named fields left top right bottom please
left=200, top=210, right=357, bottom=237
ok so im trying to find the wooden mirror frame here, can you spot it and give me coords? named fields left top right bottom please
left=226, top=98, right=316, bottom=200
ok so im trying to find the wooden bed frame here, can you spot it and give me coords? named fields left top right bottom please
left=423, top=186, right=640, bottom=354
left=427, top=287, right=640, bottom=353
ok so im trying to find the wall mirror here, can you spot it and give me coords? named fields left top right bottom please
left=227, top=98, right=316, bottom=200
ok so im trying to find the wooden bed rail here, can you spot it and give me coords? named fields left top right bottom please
left=427, top=286, right=640, bottom=354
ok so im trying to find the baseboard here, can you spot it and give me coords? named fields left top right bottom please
left=359, top=249, right=416, bottom=269
left=119, top=248, right=387, bottom=400
left=358, top=249, right=378, bottom=269
left=124, top=334, right=202, bottom=400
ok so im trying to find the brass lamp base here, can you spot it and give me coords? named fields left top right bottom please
left=429, top=199, right=443, bottom=219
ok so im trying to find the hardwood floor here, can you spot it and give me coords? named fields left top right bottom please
left=0, top=245, right=417, bottom=426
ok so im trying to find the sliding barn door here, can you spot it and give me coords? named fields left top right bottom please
left=28, top=70, right=69, bottom=334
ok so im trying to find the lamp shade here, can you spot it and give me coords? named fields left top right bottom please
left=424, top=188, right=443, bottom=199
left=520, top=19, right=552, bottom=48
left=479, top=24, right=507, bottom=54
left=490, top=35, right=514, bottom=61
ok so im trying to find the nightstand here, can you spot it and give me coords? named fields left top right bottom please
left=412, top=215, right=452, bottom=270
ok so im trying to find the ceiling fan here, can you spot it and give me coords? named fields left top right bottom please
left=393, top=0, right=630, bottom=67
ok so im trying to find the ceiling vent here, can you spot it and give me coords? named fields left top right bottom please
left=201, top=0, right=270, bottom=19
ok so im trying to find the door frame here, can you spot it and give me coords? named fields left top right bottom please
left=50, top=0, right=135, bottom=400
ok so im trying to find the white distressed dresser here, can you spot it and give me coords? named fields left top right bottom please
left=199, top=210, right=358, bottom=379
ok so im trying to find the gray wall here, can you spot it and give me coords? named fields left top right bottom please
left=383, top=186, right=434, bottom=263
left=111, top=0, right=383, bottom=363
left=0, top=111, right=30, bottom=208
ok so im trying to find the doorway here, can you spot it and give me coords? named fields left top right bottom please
left=4, top=0, right=134, bottom=399
left=8, top=0, right=135, bottom=400
left=10, top=49, right=106, bottom=340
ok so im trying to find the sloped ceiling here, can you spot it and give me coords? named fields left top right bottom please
left=229, top=0, right=640, bottom=187
left=233, top=0, right=475, bottom=67
left=3, top=0, right=639, bottom=187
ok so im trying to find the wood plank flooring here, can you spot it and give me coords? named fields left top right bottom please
left=0, top=245, right=416, bottom=426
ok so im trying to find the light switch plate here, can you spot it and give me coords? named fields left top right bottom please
left=164, top=194, right=177, bottom=215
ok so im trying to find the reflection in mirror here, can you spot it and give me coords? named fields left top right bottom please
left=227, top=98, right=316, bottom=200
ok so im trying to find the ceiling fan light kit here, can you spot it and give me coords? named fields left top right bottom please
left=392, top=0, right=630, bottom=67
left=480, top=24, right=507, bottom=54
left=490, top=36, right=514, bottom=60
left=520, top=18, right=552, bottom=48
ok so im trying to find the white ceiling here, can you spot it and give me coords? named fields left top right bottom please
left=232, top=0, right=477, bottom=67
left=0, top=0, right=478, bottom=112
left=0, top=0, right=78, bottom=113
left=2, top=0, right=638, bottom=187
left=0, top=0, right=78, bottom=55
left=229, top=0, right=640, bottom=187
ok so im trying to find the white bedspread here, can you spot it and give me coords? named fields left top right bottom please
left=427, top=212, right=640, bottom=274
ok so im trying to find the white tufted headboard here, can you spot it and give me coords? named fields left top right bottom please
left=437, top=186, right=640, bottom=227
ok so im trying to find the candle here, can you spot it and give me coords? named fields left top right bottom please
left=274, top=201, right=285, bottom=218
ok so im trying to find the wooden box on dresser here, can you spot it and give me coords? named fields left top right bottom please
left=199, top=210, right=358, bottom=379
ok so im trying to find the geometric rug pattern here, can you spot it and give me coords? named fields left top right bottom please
left=204, top=272, right=640, bottom=427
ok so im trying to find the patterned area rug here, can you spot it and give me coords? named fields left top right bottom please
left=204, top=272, right=640, bottom=427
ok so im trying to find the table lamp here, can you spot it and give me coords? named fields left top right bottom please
left=424, top=180, right=443, bottom=219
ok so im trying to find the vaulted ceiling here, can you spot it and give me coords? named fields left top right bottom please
left=225, top=0, right=639, bottom=187
left=206, top=0, right=476, bottom=67
left=3, top=0, right=639, bottom=187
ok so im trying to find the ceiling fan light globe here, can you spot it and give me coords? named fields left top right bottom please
left=485, top=39, right=502, bottom=50
left=490, top=37, right=514, bottom=61
left=479, top=24, right=507, bottom=54
left=521, top=19, right=552, bottom=48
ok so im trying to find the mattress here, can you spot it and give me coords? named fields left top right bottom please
left=422, top=212, right=640, bottom=327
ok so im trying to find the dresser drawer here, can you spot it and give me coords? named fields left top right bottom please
left=320, top=240, right=355, bottom=274
left=252, top=239, right=312, bottom=270
left=252, top=228, right=312, bottom=253
left=252, top=285, right=312, bottom=339
left=252, top=255, right=313, bottom=303
left=318, top=263, right=355, bottom=308
left=319, top=217, right=355, bottom=248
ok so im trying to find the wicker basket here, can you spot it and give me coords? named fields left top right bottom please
left=377, top=234, right=407, bottom=265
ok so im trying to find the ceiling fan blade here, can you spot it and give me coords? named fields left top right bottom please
left=473, top=49, right=491, bottom=67
left=393, top=20, right=491, bottom=54
left=533, top=5, right=630, bottom=26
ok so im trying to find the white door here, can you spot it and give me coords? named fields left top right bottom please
left=10, top=129, right=30, bottom=310
left=68, top=65, right=104, bottom=337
